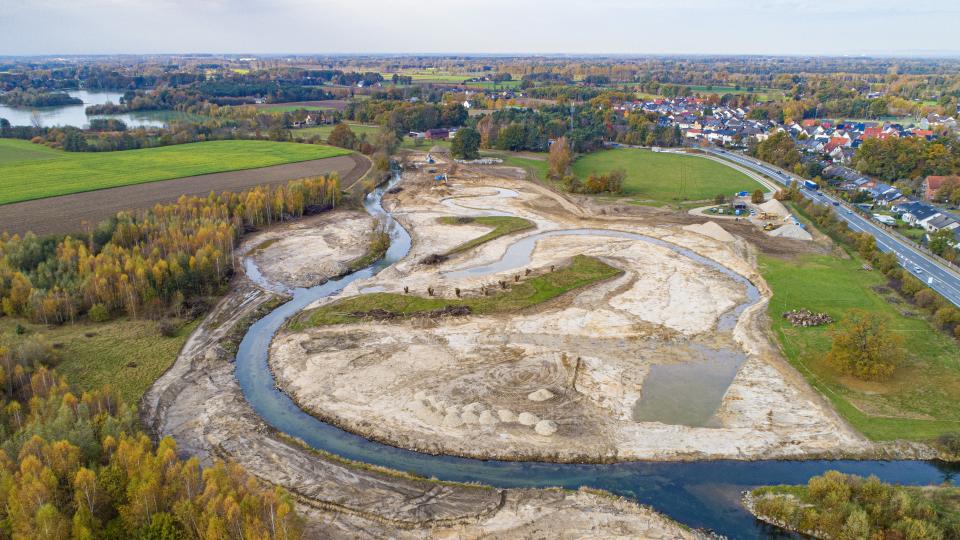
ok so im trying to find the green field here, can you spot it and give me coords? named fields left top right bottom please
left=571, top=149, right=763, bottom=204
left=440, top=216, right=535, bottom=255
left=401, top=137, right=451, bottom=150
left=761, top=252, right=960, bottom=441
left=0, top=317, right=197, bottom=405
left=294, top=255, right=621, bottom=328
left=0, top=139, right=351, bottom=205
left=464, top=80, right=522, bottom=89
left=0, top=139, right=63, bottom=165
left=259, top=105, right=336, bottom=113
left=292, top=123, right=382, bottom=141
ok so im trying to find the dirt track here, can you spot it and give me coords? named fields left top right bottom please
left=0, top=153, right=369, bottom=237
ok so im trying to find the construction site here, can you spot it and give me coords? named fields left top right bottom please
left=265, top=152, right=892, bottom=462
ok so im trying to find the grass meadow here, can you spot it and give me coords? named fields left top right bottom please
left=0, top=139, right=350, bottom=205
left=0, top=317, right=198, bottom=405
left=761, top=251, right=960, bottom=441
left=571, top=148, right=762, bottom=204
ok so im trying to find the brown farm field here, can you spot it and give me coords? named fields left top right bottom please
left=0, top=153, right=369, bottom=237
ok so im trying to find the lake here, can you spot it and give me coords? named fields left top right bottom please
left=0, top=90, right=196, bottom=128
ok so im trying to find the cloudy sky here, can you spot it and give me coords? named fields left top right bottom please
left=1, top=0, right=958, bottom=57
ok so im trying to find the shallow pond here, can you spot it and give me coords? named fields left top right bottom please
left=634, top=344, right=746, bottom=427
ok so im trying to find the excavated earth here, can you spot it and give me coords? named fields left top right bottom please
left=144, top=153, right=931, bottom=538
left=143, top=203, right=703, bottom=538
left=246, top=210, right=373, bottom=289
left=269, top=154, right=894, bottom=463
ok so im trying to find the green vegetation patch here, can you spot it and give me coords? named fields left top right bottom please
left=496, top=153, right=549, bottom=182
left=761, top=252, right=960, bottom=441
left=0, top=317, right=197, bottom=405
left=294, top=255, right=621, bottom=328
left=440, top=216, right=535, bottom=255
left=293, top=123, right=382, bottom=141
left=0, top=139, right=351, bottom=205
left=750, top=472, right=959, bottom=537
left=0, top=139, right=63, bottom=165
left=571, top=149, right=762, bottom=204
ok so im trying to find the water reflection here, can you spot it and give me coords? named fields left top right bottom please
left=0, top=90, right=194, bottom=128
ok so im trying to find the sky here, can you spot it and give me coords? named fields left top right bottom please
left=1, top=0, right=959, bottom=57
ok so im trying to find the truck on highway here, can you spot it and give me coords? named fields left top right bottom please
left=803, top=180, right=819, bottom=191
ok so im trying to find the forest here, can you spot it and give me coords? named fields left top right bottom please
left=0, top=364, right=303, bottom=539
left=0, top=176, right=341, bottom=325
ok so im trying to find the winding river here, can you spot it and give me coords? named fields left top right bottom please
left=235, top=173, right=957, bottom=538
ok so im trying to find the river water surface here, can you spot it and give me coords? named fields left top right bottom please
left=234, top=173, right=957, bottom=539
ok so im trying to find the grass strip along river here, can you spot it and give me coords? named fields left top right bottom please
left=235, top=171, right=958, bottom=539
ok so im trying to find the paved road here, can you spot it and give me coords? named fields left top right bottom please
left=703, top=148, right=960, bottom=308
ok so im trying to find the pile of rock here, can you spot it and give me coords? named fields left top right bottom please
left=782, top=309, right=833, bottom=327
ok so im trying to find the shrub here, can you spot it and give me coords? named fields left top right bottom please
left=156, top=319, right=180, bottom=338
left=88, top=303, right=111, bottom=323
left=326, top=122, right=357, bottom=149
left=939, top=432, right=960, bottom=455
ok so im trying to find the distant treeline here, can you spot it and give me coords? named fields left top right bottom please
left=0, top=89, right=82, bottom=107
left=344, top=99, right=468, bottom=135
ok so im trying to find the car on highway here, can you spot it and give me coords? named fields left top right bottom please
left=915, top=267, right=922, bottom=273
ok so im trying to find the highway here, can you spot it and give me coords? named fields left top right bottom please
left=703, top=148, right=960, bottom=308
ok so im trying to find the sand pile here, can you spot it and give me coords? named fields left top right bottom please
left=682, top=221, right=736, bottom=243
left=768, top=223, right=812, bottom=241
left=535, top=420, right=558, bottom=436
left=759, top=199, right=789, bottom=218
left=528, top=388, right=555, bottom=401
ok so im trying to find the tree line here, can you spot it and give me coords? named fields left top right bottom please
left=343, top=100, right=468, bottom=136
left=0, top=176, right=342, bottom=325
left=853, top=136, right=960, bottom=182
left=0, top=90, right=82, bottom=108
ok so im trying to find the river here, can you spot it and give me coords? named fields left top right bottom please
left=234, top=173, right=957, bottom=538
left=0, top=89, right=196, bottom=128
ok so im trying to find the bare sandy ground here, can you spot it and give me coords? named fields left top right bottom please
left=142, top=208, right=703, bottom=538
left=143, top=154, right=935, bottom=537
left=268, top=154, right=928, bottom=463
left=246, top=210, right=373, bottom=289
